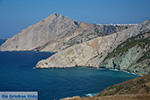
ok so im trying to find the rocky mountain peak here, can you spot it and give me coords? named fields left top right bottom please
left=33, top=13, right=79, bottom=28
left=52, top=12, right=59, bottom=16
left=0, top=13, right=136, bottom=52
left=0, top=13, right=81, bottom=51
left=138, top=19, right=150, bottom=33
left=35, top=19, right=150, bottom=70
left=46, top=13, right=62, bottom=20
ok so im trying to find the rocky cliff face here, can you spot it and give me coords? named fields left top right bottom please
left=36, top=34, right=117, bottom=68
left=0, top=13, right=81, bottom=51
left=1, top=13, right=150, bottom=75
left=100, top=31, right=150, bottom=75
left=0, top=13, right=131, bottom=52
left=36, top=20, right=150, bottom=72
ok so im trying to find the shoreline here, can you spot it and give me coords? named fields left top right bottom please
left=0, top=51, right=144, bottom=77
left=36, top=65, right=141, bottom=76
left=35, top=65, right=140, bottom=99
left=0, top=50, right=142, bottom=99
left=0, top=50, right=55, bottom=54
left=38, top=67, right=140, bottom=99
left=60, top=68, right=141, bottom=100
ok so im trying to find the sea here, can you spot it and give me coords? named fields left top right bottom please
left=0, top=39, right=138, bottom=100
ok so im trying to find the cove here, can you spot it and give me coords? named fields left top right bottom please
left=0, top=39, right=138, bottom=100
left=0, top=51, right=139, bottom=100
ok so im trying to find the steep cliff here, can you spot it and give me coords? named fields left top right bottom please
left=0, top=13, right=131, bottom=52
left=0, top=13, right=81, bottom=51
left=100, top=31, right=150, bottom=75
left=36, top=20, right=150, bottom=71
left=36, top=34, right=117, bottom=68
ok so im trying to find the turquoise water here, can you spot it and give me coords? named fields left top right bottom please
left=0, top=39, right=138, bottom=100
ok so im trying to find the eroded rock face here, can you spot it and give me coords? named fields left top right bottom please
left=0, top=13, right=133, bottom=52
left=36, top=35, right=116, bottom=68
left=1, top=13, right=150, bottom=75
left=0, top=13, right=81, bottom=51
left=100, top=31, right=150, bottom=75
left=100, top=46, right=143, bottom=72
left=36, top=20, right=150, bottom=70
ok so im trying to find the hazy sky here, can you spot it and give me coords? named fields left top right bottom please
left=0, top=0, right=150, bottom=37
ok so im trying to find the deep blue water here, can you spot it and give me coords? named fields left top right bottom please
left=0, top=39, right=138, bottom=100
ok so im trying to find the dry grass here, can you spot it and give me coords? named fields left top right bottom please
left=61, top=74, right=150, bottom=100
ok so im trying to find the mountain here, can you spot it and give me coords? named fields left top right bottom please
left=61, top=74, right=150, bottom=100
left=100, top=30, right=150, bottom=75
left=0, top=13, right=133, bottom=52
left=1, top=13, right=149, bottom=75
left=36, top=20, right=150, bottom=75
left=1, top=13, right=150, bottom=100
left=0, top=13, right=80, bottom=51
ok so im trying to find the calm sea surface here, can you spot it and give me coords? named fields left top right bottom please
left=0, top=39, right=138, bottom=100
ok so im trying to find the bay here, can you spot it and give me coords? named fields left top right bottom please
left=0, top=39, right=138, bottom=100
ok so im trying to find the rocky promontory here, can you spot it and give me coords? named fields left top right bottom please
left=1, top=13, right=150, bottom=100
left=0, top=13, right=131, bottom=52
left=36, top=19, right=150, bottom=75
left=0, top=13, right=150, bottom=76
left=36, top=34, right=117, bottom=68
left=100, top=31, right=150, bottom=75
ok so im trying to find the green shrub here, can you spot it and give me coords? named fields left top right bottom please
left=104, top=31, right=150, bottom=60
left=94, top=28, right=99, bottom=33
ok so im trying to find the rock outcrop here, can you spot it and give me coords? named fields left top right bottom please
left=0, top=13, right=131, bottom=52
left=36, top=20, right=150, bottom=72
left=36, top=34, right=117, bottom=68
left=0, top=13, right=81, bottom=51
left=1, top=13, right=150, bottom=75
left=100, top=31, right=150, bottom=75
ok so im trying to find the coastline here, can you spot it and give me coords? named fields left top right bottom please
left=60, top=71, right=145, bottom=100
left=0, top=50, right=142, bottom=100
left=35, top=65, right=141, bottom=99
left=58, top=67, right=140, bottom=99
left=36, top=65, right=141, bottom=76
left=0, top=50, right=55, bottom=54
left=0, top=47, right=143, bottom=99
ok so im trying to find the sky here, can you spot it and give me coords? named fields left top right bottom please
left=0, top=0, right=150, bottom=38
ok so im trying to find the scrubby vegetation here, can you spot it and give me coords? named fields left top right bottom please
left=63, top=28, right=103, bottom=49
left=136, top=50, right=150, bottom=63
left=97, top=74, right=150, bottom=96
left=62, top=25, right=133, bottom=50
left=94, top=28, right=99, bottom=33
left=61, top=74, right=150, bottom=100
left=104, top=31, right=150, bottom=60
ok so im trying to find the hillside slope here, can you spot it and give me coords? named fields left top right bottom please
left=0, top=13, right=131, bottom=52
left=36, top=20, right=150, bottom=70
left=0, top=13, right=80, bottom=51
left=97, top=74, right=150, bottom=96
left=100, top=31, right=150, bottom=75
left=61, top=74, right=150, bottom=100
